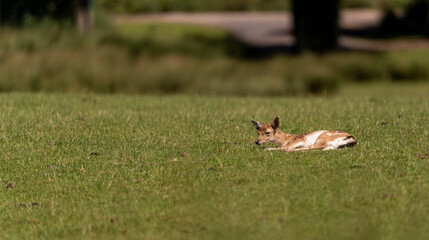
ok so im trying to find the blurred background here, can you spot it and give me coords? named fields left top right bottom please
left=1, top=0, right=429, bottom=96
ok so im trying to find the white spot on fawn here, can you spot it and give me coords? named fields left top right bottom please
left=304, top=131, right=325, bottom=147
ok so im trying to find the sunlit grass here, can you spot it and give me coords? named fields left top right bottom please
left=0, top=85, right=428, bottom=239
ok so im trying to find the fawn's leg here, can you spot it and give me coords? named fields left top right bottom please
left=282, top=147, right=311, bottom=152
left=267, top=145, right=310, bottom=152
left=267, top=143, right=327, bottom=152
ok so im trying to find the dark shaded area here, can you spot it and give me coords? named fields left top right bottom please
left=0, top=0, right=75, bottom=26
left=379, top=0, right=429, bottom=37
left=232, top=44, right=292, bottom=59
left=288, top=0, right=429, bottom=53
left=344, top=1, right=429, bottom=39
left=292, top=0, right=340, bottom=52
left=388, top=0, right=428, bottom=32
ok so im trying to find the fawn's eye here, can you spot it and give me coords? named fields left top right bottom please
left=265, top=132, right=270, bottom=135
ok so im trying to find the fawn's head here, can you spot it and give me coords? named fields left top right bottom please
left=251, top=117, right=280, bottom=145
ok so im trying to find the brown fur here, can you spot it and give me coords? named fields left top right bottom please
left=252, top=117, right=356, bottom=152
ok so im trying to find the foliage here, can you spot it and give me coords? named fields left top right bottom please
left=98, top=0, right=289, bottom=13
left=97, top=0, right=417, bottom=13
left=383, top=0, right=416, bottom=9
left=1, top=23, right=429, bottom=95
left=0, top=90, right=428, bottom=239
left=0, top=0, right=75, bottom=26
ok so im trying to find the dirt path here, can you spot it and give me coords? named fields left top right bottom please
left=115, top=10, right=429, bottom=51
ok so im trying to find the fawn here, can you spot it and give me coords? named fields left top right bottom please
left=251, top=117, right=357, bottom=152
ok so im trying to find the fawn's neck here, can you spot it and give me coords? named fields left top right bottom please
left=274, top=130, right=295, bottom=147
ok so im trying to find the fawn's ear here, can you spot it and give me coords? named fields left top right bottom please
left=251, top=120, right=261, bottom=130
left=272, top=116, right=280, bottom=130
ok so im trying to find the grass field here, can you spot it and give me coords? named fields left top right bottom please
left=0, top=83, right=428, bottom=239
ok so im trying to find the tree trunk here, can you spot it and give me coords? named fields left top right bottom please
left=292, top=0, right=340, bottom=52
left=75, top=0, right=93, bottom=33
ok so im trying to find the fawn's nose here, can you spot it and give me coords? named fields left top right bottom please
left=255, top=141, right=261, bottom=145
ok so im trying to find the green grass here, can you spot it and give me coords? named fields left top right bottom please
left=98, top=0, right=381, bottom=13
left=98, top=0, right=290, bottom=13
left=0, top=83, right=428, bottom=239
